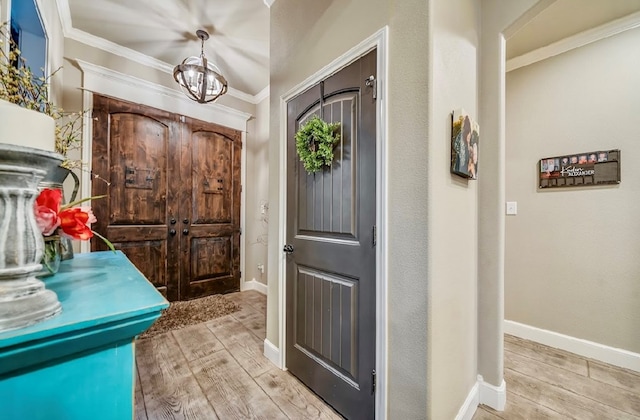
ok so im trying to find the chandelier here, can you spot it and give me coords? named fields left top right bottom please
left=173, top=29, right=228, bottom=103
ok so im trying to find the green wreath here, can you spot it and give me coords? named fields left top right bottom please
left=295, top=116, right=341, bottom=174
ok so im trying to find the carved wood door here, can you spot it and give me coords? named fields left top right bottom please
left=91, top=95, right=241, bottom=301
left=179, top=117, right=242, bottom=300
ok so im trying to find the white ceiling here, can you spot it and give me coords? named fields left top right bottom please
left=60, top=0, right=640, bottom=102
left=65, top=0, right=270, bottom=99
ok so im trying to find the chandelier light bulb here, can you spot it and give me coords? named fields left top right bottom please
left=173, top=29, right=228, bottom=103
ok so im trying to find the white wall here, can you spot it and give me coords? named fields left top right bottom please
left=478, top=0, right=541, bottom=389
left=505, top=27, right=640, bottom=354
left=269, top=0, right=487, bottom=418
left=428, top=0, right=480, bottom=418
left=269, top=1, right=430, bottom=418
left=244, top=96, right=269, bottom=286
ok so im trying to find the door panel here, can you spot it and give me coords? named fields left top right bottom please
left=114, top=240, right=167, bottom=291
left=92, top=95, right=179, bottom=300
left=109, top=114, right=168, bottom=225
left=297, top=92, right=358, bottom=239
left=181, top=118, right=241, bottom=299
left=286, top=50, right=377, bottom=420
left=295, top=267, right=358, bottom=381
left=191, top=131, right=232, bottom=223
left=91, top=95, right=241, bottom=301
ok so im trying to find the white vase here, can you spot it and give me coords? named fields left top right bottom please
left=0, top=100, right=56, bottom=151
left=0, top=144, right=65, bottom=332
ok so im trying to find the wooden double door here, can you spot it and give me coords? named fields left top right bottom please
left=91, top=95, right=241, bottom=301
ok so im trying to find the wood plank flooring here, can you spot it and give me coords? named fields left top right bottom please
left=136, top=291, right=640, bottom=419
left=473, top=334, right=640, bottom=420
left=135, top=290, right=343, bottom=420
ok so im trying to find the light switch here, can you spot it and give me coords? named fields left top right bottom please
left=506, top=201, right=517, bottom=215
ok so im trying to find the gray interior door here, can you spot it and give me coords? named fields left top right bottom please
left=285, top=50, right=377, bottom=420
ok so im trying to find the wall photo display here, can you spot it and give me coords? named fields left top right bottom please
left=538, top=149, right=621, bottom=189
left=450, top=109, right=480, bottom=180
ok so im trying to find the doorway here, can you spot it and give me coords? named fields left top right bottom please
left=285, top=50, right=377, bottom=420
left=91, top=95, right=242, bottom=301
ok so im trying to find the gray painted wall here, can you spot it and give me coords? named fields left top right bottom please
left=245, top=97, right=269, bottom=286
left=268, top=0, right=487, bottom=417
left=428, top=0, right=480, bottom=417
left=505, top=26, right=640, bottom=353
left=478, top=0, right=541, bottom=388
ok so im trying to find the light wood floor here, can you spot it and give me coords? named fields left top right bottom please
left=134, top=290, right=343, bottom=420
left=136, top=291, right=640, bottom=419
left=473, top=334, right=640, bottom=419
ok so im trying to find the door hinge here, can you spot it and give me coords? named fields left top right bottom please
left=365, top=75, right=377, bottom=100
left=372, top=225, right=377, bottom=247
left=372, top=370, right=377, bottom=394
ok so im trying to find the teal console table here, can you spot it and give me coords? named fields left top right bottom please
left=0, top=251, right=168, bottom=420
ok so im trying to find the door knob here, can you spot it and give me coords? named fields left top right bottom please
left=283, top=244, right=294, bottom=254
left=183, top=229, right=189, bottom=235
left=169, top=229, right=176, bottom=236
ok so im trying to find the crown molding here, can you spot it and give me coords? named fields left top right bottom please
left=228, top=86, right=267, bottom=105
left=76, top=59, right=252, bottom=131
left=507, top=11, right=640, bottom=72
left=55, top=0, right=266, bottom=104
left=253, top=84, right=270, bottom=104
left=69, top=27, right=175, bottom=73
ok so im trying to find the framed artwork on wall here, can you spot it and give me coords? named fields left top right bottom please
left=450, top=109, right=480, bottom=180
left=538, top=149, right=621, bottom=189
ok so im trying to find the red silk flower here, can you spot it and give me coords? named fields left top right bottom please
left=33, top=188, right=114, bottom=251
left=34, top=188, right=95, bottom=240
left=34, top=188, right=62, bottom=236
left=59, top=207, right=94, bottom=240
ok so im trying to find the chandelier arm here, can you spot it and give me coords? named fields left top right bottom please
left=200, top=57, right=209, bottom=104
left=175, top=66, right=200, bottom=103
left=173, top=29, right=227, bottom=104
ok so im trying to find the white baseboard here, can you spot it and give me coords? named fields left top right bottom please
left=478, top=375, right=506, bottom=411
left=455, top=382, right=479, bottom=420
left=263, top=338, right=282, bottom=369
left=241, top=279, right=268, bottom=295
left=505, top=320, right=640, bottom=372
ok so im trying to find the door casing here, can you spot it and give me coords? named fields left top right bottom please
left=76, top=62, right=251, bottom=294
left=278, top=27, right=389, bottom=419
left=90, top=95, right=242, bottom=300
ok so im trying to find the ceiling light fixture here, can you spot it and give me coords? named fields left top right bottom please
left=173, top=29, right=228, bottom=103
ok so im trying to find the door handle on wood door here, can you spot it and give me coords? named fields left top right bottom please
left=283, top=244, right=294, bottom=254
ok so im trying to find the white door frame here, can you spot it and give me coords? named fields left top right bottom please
left=277, top=26, right=389, bottom=419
